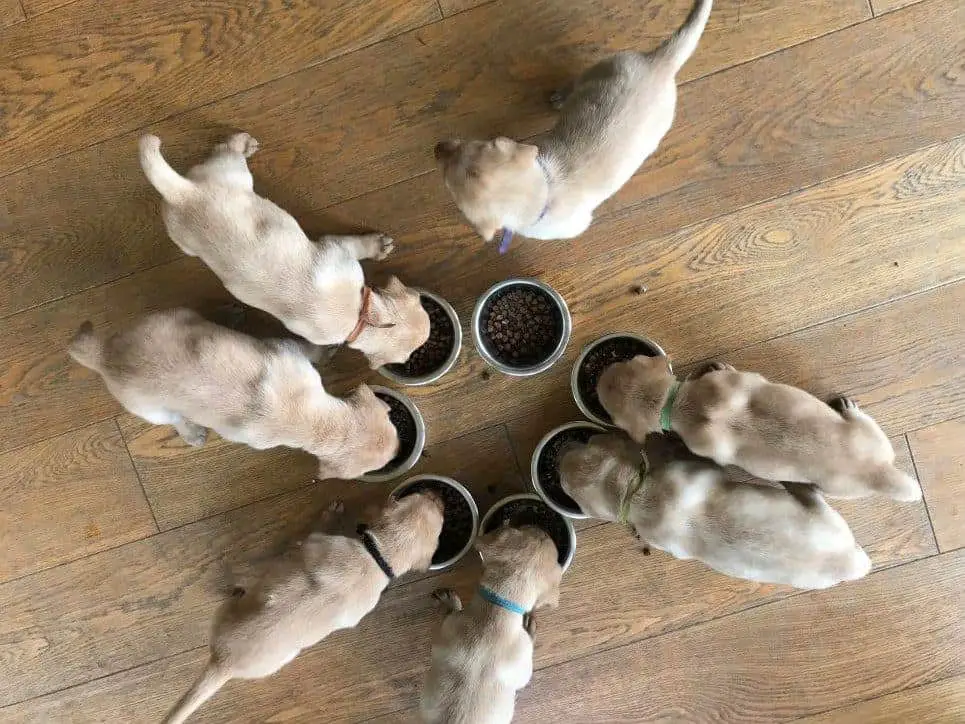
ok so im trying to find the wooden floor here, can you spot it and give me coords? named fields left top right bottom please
left=1, top=0, right=963, bottom=721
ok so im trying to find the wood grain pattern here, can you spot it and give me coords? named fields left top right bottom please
left=437, top=0, right=490, bottom=17
left=0, top=0, right=870, bottom=317
left=514, top=549, right=965, bottom=723
left=0, top=420, right=155, bottom=583
left=0, top=0, right=25, bottom=27
left=0, top=469, right=933, bottom=721
left=0, top=0, right=441, bottom=176
left=19, top=0, right=68, bottom=17
left=909, top=418, right=965, bottom=552
left=794, top=673, right=965, bottom=723
left=871, top=0, right=925, bottom=15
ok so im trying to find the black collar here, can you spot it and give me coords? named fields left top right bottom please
left=357, top=523, right=395, bottom=579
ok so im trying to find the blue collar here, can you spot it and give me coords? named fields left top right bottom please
left=478, top=585, right=529, bottom=615
left=497, top=157, right=551, bottom=254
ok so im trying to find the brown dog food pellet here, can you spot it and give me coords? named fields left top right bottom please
left=386, top=295, right=455, bottom=378
left=483, top=497, right=571, bottom=567
left=398, top=478, right=473, bottom=565
left=480, top=285, right=562, bottom=368
left=372, top=393, right=417, bottom=472
left=578, top=336, right=660, bottom=422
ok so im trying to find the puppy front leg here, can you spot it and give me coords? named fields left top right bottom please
left=174, top=419, right=208, bottom=447
left=319, top=233, right=394, bottom=261
left=432, top=588, right=463, bottom=614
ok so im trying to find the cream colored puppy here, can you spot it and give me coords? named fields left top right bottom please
left=163, top=494, right=445, bottom=724
left=560, top=433, right=871, bottom=589
left=421, top=526, right=563, bottom=724
left=68, top=308, right=397, bottom=479
left=139, top=133, right=429, bottom=368
left=597, top=356, right=922, bottom=501
left=434, top=0, right=712, bottom=246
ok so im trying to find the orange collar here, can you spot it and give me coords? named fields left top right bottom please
left=345, top=286, right=373, bottom=344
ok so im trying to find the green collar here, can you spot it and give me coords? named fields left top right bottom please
left=617, top=453, right=650, bottom=525
left=659, top=380, right=681, bottom=432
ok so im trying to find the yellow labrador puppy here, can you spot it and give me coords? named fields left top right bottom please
left=421, top=526, right=563, bottom=724
left=560, top=433, right=871, bottom=589
left=164, top=494, right=445, bottom=724
left=139, top=133, right=429, bottom=368
left=68, top=308, right=397, bottom=479
left=434, top=0, right=712, bottom=248
left=597, top=357, right=922, bottom=501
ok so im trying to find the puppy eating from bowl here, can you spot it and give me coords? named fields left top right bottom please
left=162, top=493, right=444, bottom=724
left=597, top=356, right=922, bottom=502
left=69, top=309, right=399, bottom=480
left=434, top=0, right=712, bottom=248
left=560, top=432, right=871, bottom=589
left=139, top=133, right=429, bottom=369
left=421, top=526, right=562, bottom=724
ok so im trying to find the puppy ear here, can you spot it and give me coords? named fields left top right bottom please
left=473, top=219, right=500, bottom=243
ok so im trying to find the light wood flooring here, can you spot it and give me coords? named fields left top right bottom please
left=1, top=0, right=963, bottom=721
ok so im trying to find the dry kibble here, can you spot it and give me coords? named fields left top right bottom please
left=537, top=427, right=598, bottom=513
left=481, top=286, right=561, bottom=366
left=387, top=296, right=454, bottom=377
left=482, top=497, right=571, bottom=567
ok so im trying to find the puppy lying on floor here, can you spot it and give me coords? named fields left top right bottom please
left=163, top=494, right=444, bottom=724
left=560, top=432, right=871, bottom=589
left=69, top=308, right=397, bottom=479
left=597, top=356, right=922, bottom=501
left=434, top=0, right=712, bottom=247
left=421, top=526, right=563, bottom=724
left=139, top=133, right=429, bottom=369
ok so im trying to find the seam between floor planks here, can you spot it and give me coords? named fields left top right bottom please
left=0, top=0, right=876, bottom=184
left=906, top=430, right=944, bottom=554
left=114, top=417, right=162, bottom=534
left=1, top=544, right=947, bottom=714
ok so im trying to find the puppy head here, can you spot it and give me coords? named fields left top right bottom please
left=377, top=490, right=446, bottom=572
left=364, top=277, right=431, bottom=369
left=476, top=525, right=563, bottom=610
left=559, top=433, right=645, bottom=520
left=434, top=137, right=541, bottom=242
left=315, top=384, right=399, bottom=480
left=597, top=354, right=674, bottom=441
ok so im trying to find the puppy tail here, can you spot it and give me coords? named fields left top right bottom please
left=653, top=0, right=713, bottom=74
left=68, top=321, right=103, bottom=372
left=139, top=134, right=194, bottom=203
left=162, top=662, right=231, bottom=724
left=866, top=465, right=923, bottom=502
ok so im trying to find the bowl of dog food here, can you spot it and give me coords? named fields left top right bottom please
left=479, top=493, right=576, bottom=572
left=571, top=332, right=669, bottom=425
left=391, top=475, right=479, bottom=570
left=530, top=421, right=606, bottom=519
left=359, top=387, right=426, bottom=483
left=472, top=278, right=571, bottom=377
left=380, top=289, right=462, bottom=386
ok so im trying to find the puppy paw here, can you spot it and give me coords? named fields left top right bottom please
left=549, top=89, right=567, bottom=110
left=374, top=234, right=395, bottom=261
left=829, top=396, right=858, bottom=415
left=432, top=588, right=463, bottom=613
left=179, top=425, right=208, bottom=447
left=226, top=132, right=259, bottom=157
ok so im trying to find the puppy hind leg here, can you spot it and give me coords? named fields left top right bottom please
left=319, top=233, right=394, bottom=261
left=174, top=419, right=208, bottom=447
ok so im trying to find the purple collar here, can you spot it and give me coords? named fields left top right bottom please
left=497, top=158, right=551, bottom=254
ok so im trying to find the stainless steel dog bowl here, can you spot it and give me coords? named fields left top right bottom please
left=359, top=386, right=426, bottom=483
left=390, top=475, right=479, bottom=571
left=478, top=493, right=577, bottom=572
left=471, top=278, right=572, bottom=377
left=379, top=288, right=462, bottom=386
left=530, top=421, right=607, bottom=520
left=571, top=332, right=669, bottom=426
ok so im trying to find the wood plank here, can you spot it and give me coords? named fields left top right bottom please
left=871, top=0, right=924, bottom=15
left=0, top=0, right=870, bottom=317
left=0, top=0, right=440, bottom=176
left=0, top=0, right=25, bottom=27
left=334, top=138, right=965, bottom=446
left=19, top=0, right=68, bottom=17
left=515, top=549, right=965, bottom=723
left=118, top=406, right=525, bottom=530
left=0, top=443, right=932, bottom=718
left=0, top=420, right=155, bottom=583
left=437, top=0, right=490, bottom=17
left=793, top=673, right=965, bottom=723
left=909, top=418, right=965, bottom=552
